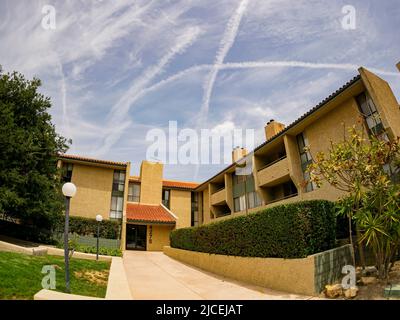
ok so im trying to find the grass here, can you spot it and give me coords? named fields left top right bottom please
left=0, top=251, right=111, bottom=300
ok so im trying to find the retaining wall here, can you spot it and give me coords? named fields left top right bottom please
left=164, top=245, right=353, bottom=296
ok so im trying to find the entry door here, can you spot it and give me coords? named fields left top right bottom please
left=126, top=224, right=147, bottom=250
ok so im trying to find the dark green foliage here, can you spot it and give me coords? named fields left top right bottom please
left=171, top=200, right=336, bottom=259
left=0, top=70, right=69, bottom=238
left=0, top=220, right=54, bottom=243
left=55, top=242, right=122, bottom=257
left=53, top=216, right=121, bottom=239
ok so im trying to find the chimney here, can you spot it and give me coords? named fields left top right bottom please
left=265, top=119, right=285, bottom=140
left=232, top=147, right=247, bottom=163
left=397, top=61, right=400, bottom=72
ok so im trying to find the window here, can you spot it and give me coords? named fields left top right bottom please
left=112, top=170, right=125, bottom=196
left=128, top=183, right=140, bottom=202
left=62, top=163, right=73, bottom=183
left=232, top=173, right=262, bottom=212
left=110, top=170, right=126, bottom=219
left=297, top=133, right=315, bottom=192
left=162, top=189, right=170, bottom=209
left=247, top=191, right=262, bottom=209
left=356, top=93, right=384, bottom=136
left=191, top=192, right=199, bottom=227
left=110, top=196, right=124, bottom=219
left=234, top=195, right=246, bottom=212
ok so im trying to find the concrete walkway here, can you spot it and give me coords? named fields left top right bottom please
left=123, top=251, right=316, bottom=300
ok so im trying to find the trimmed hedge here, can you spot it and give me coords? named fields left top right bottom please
left=53, top=216, right=121, bottom=239
left=0, top=220, right=55, bottom=243
left=170, top=200, right=336, bottom=259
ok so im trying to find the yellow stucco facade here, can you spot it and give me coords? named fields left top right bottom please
left=139, top=161, right=163, bottom=205
left=196, top=68, right=400, bottom=225
left=123, top=160, right=195, bottom=251
left=69, top=164, right=114, bottom=220
left=57, top=67, right=400, bottom=253
left=147, top=225, right=174, bottom=251
left=169, top=190, right=192, bottom=229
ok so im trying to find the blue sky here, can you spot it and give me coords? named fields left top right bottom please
left=0, top=0, right=399, bottom=182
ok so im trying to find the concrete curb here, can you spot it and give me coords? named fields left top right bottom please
left=105, top=257, right=133, bottom=300
left=34, top=289, right=103, bottom=300
left=39, top=245, right=112, bottom=262
left=0, top=240, right=47, bottom=256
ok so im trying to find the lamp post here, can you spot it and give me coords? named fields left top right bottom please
left=62, top=182, right=77, bottom=293
left=95, top=214, right=103, bottom=261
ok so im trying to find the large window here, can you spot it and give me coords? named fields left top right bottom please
left=162, top=189, right=170, bottom=209
left=191, top=192, right=199, bottom=227
left=356, top=93, right=385, bottom=136
left=296, top=133, right=315, bottom=192
left=247, top=191, right=263, bottom=209
left=110, top=170, right=126, bottom=219
left=62, top=163, right=73, bottom=183
left=234, top=194, right=246, bottom=212
left=110, top=196, right=124, bottom=219
left=128, top=183, right=140, bottom=202
left=356, top=92, right=398, bottom=181
left=233, top=174, right=262, bottom=212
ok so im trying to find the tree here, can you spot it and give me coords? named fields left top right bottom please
left=0, top=69, right=70, bottom=240
left=307, top=125, right=400, bottom=279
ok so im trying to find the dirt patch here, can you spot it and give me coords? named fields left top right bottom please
left=74, top=269, right=109, bottom=286
left=354, top=261, right=400, bottom=300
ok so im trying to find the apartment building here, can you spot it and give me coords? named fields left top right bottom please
left=57, top=154, right=131, bottom=222
left=194, top=67, right=400, bottom=225
left=124, top=161, right=198, bottom=251
left=58, top=66, right=400, bottom=251
left=58, top=155, right=198, bottom=251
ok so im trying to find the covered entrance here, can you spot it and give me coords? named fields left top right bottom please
left=125, top=202, right=177, bottom=251
left=126, top=224, right=147, bottom=250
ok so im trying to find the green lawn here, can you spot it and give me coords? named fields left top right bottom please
left=0, top=251, right=111, bottom=300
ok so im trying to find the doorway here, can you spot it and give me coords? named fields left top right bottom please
left=126, top=224, right=147, bottom=250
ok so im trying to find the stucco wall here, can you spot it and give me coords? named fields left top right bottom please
left=303, top=96, right=364, bottom=201
left=70, top=164, right=114, bottom=220
left=202, top=189, right=211, bottom=224
left=210, top=188, right=225, bottom=205
left=256, top=157, right=290, bottom=187
left=170, top=189, right=192, bottom=229
left=164, top=246, right=315, bottom=295
left=147, top=225, right=173, bottom=251
left=164, top=245, right=353, bottom=296
left=360, top=67, right=400, bottom=138
left=284, top=134, right=303, bottom=192
left=139, top=161, right=163, bottom=205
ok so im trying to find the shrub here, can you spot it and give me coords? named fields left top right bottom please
left=56, top=242, right=122, bottom=257
left=0, top=219, right=56, bottom=244
left=170, top=200, right=336, bottom=259
left=53, top=216, right=121, bottom=239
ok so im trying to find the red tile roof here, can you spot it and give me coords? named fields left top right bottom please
left=59, top=154, right=128, bottom=167
left=162, top=180, right=199, bottom=190
left=128, top=176, right=198, bottom=190
left=126, top=203, right=176, bottom=224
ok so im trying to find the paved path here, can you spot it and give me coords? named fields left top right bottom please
left=123, top=251, right=315, bottom=300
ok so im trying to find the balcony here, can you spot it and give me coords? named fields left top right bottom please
left=257, top=156, right=290, bottom=187
left=210, top=188, right=226, bottom=205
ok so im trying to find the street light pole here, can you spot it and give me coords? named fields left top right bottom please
left=62, top=182, right=77, bottom=294
left=95, top=214, right=103, bottom=261
left=64, top=196, right=70, bottom=293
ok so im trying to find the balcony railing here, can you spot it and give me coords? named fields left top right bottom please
left=257, top=156, right=290, bottom=187
left=210, top=188, right=226, bottom=205
left=257, top=155, right=287, bottom=172
left=211, top=186, right=225, bottom=194
left=267, top=192, right=298, bottom=205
